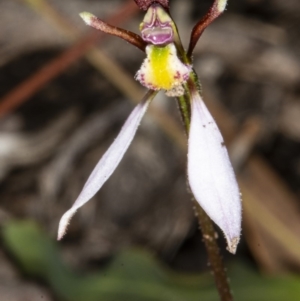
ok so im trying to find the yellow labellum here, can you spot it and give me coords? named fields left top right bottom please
left=135, top=44, right=191, bottom=96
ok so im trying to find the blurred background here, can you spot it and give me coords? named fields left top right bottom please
left=1, top=0, right=300, bottom=300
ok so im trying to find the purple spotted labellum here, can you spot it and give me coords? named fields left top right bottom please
left=58, top=0, right=242, bottom=254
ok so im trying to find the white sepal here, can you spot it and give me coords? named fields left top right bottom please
left=187, top=91, right=241, bottom=253
left=58, top=91, right=157, bottom=240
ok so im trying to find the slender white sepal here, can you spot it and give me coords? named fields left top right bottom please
left=187, top=91, right=241, bottom=254
left=57, top=91, right=157, bottom=240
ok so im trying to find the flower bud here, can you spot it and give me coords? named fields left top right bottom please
left=134, top=0, right=169, bottom=11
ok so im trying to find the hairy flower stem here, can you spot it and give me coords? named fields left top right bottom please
left=194, top=203, right=233, bottom=301
left=177, top=90, right=191, bottom=132
left=178, top=73, right=233, bottom=301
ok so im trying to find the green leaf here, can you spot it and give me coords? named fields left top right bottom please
left=2, top=220, right=300, bottom=301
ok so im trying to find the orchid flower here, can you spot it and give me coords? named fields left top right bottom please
left=58, top=0, right=242, bottom=254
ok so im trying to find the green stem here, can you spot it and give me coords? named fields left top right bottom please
left=177, top=89, right=191, bottom=133
left=177, top=72, right=233, bottom=301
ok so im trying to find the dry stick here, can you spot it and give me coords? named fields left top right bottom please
left=0, top=32, right=97, bottom=118
left=229, top=117, right=262, bottom=171
left=0, top=0, right=138, bottom=118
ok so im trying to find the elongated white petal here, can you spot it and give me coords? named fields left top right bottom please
left=188, top=91, right=241, bottom=254
left=58, top=91, right=157, bottom=240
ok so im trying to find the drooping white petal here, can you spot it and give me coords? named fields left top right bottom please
left=187, top=91, right=241, bottom=254
left=58, top=91, right=157, bottom=240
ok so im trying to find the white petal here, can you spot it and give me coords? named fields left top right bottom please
left=58, top=91, right=157, bottom=240
left=187, top=92, right=241, bottom=254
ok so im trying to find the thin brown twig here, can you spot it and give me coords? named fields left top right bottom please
left=0, top=0, right=138, bottom=118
